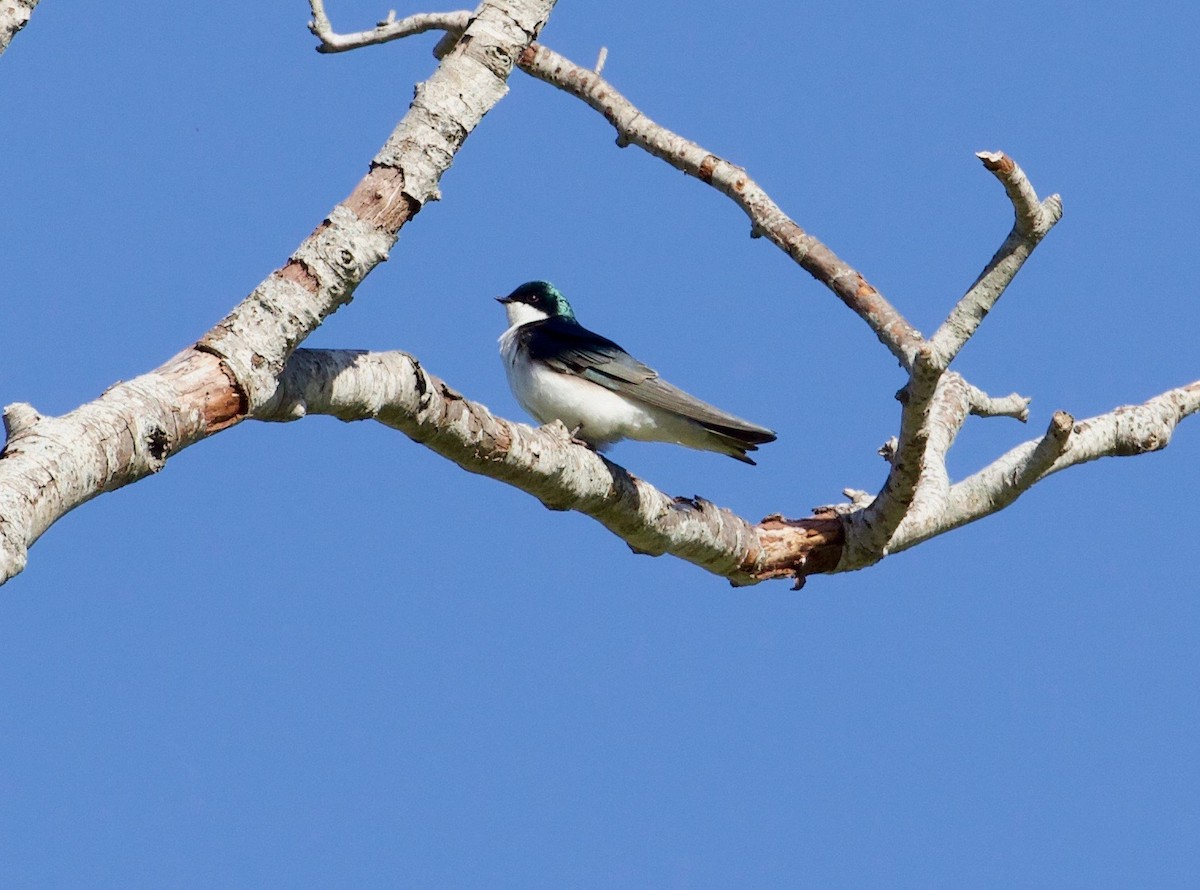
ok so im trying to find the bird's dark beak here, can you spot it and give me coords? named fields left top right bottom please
left=496, top=295, right=513, bottom=304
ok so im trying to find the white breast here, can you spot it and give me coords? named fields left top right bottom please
left=498, top=323, right=658, bottom=449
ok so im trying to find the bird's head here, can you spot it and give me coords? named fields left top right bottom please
left=497, top=280, right=577, bottom=325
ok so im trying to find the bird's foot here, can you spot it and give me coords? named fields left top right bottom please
left=541, top=420, right=596, bottom=451
left=567, top=424, right=597, bottom=450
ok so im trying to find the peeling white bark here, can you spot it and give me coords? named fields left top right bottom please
left=0, top=0, right=556, bottom=585
left=1, top=4, right=1197, bottom=588
left=929, top=152, right=1064, bottom=365
left=254, top=349, right=801, bottom=585
left=0, top=350, right=238, bottom=580
left=201, top=0, right=555, bottom=411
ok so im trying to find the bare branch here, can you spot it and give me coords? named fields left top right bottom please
left=977, top=150, right=1060, bottom=240
left=4, top=6, right=1196, bottom=590
left=201, top=0, right=554, bottom=413
left=929, top=151, right=1064, bottom=365
left=304, top=14, right=924, bottom=364
left=0, top=0, right=39, bottom=56
left=966, top=383, right=1031, bottom=422
left=308, top=0, right=469, bottom=53
left=0, top=350, right=243, bottom=583
left=884, top=383, right=1200, bottom=554
left=0, top=0, right=556, bottom=586
left=839, top=346, right=947, bottom=566
left=516, top=43, right=924, bottom=367
left=255, top=349, right=844, bottom=586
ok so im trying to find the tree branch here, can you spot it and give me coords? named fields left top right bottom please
left=202, top=0, right=555, bottom=412
left=308, top=1, right=469, bottom=53
left=3, top=5, right=1196, bottom=590
left=966, top=383, right=1031, bottom=422
left=887, top=382, right=1200, bottom=552
left=516, top=43, right=924, bottom=367
left=0, top=0, right=556, bottom=585
left=0, top=0, right=38, bottom=57
left=929, top=151, right=1063, bottom=365
left=307, top=12, right=926, bottom=365
left=254, top=349, right=844, bottom=586
left=0, top=350, right=243, bottom=581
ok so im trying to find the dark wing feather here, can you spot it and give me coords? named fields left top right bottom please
left=521, top=318, right=776, bottom=444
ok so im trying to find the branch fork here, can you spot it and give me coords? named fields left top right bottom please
left=2, top=4, right=1197, bottom=588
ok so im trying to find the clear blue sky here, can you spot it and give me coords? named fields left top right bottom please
left=3, top=1, right=1198, bottom=885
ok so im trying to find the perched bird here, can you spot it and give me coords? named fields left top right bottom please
left=497, top=280, right=776, bottom=464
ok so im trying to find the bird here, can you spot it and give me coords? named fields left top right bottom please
left=496, top=280, right=776, bottom=464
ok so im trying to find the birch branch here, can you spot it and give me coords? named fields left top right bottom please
left=886, top=382, right=1200, bottom=552
left=308, top=1, right=469, bottom=53
left=837, top=151, right=1061, bottom=569
left=929, top=151, right=1063, bottom=365
left=517, top=44, right=924, bottom=368
left=202, top=0, right=555, bottom=412
left=0, top=0, right=556, bottom=586
left=3, top=5, right=1197, bottom=589
left=0, top=0, right=38, bottom=56
left=838, top=347, right=949, bottom=567
left=308, top=13, right=923, bottom=364
left=254, top=349, right=844, bottom=586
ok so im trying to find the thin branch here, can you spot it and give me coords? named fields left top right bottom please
left=929, top=151, right=1063, bottom=365
left=254, top=349, right=844, bottom=585
left=306, top=11, right=925, bottom=364
left=966, top=383, right=1031, bottom=422
left=886, top=382, right=1200, bottom=553
left=0, top=0, right=38, bottom=57
left=516, top=43, right=924, bottom=368
left=838, top=346, right=946, bottom=566
left=308, top=1, right=469, bottom=53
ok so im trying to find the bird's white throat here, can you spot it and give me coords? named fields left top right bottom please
left=501, top=300, right=551, bottom=329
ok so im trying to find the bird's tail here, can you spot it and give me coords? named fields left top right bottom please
left=699, top=420, right=777, bottom=465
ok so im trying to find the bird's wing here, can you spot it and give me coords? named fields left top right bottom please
left=520, top=318, right=776, bottom=443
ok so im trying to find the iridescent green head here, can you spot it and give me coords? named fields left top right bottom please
left=496, top=281, right=577, bottom=321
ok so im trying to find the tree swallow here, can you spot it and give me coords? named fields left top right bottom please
left=497, top=281, right=776, bottom=464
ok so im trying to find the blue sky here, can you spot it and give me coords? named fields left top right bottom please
left=2, top=0, right=1199, bottom=885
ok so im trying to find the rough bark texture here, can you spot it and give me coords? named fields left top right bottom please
left=0, top=0, right=557, bottom=585
left=199, top=0, right=556, bottom=412
left=255, top=349, right=845, bottom=585
left=2, top=5, right=1197, bottom=588
left=0, top=351, right=242, bottom=578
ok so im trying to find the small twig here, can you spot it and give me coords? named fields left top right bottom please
left=929, top=151, right=1063, bottom=366
left=966, top=383, right=1031, bottom=422
left=308, top=0, right=469, bottom=53
left=977, top=150, right=1058, bottom=239
left=594, top=45, right=607, bottom=74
